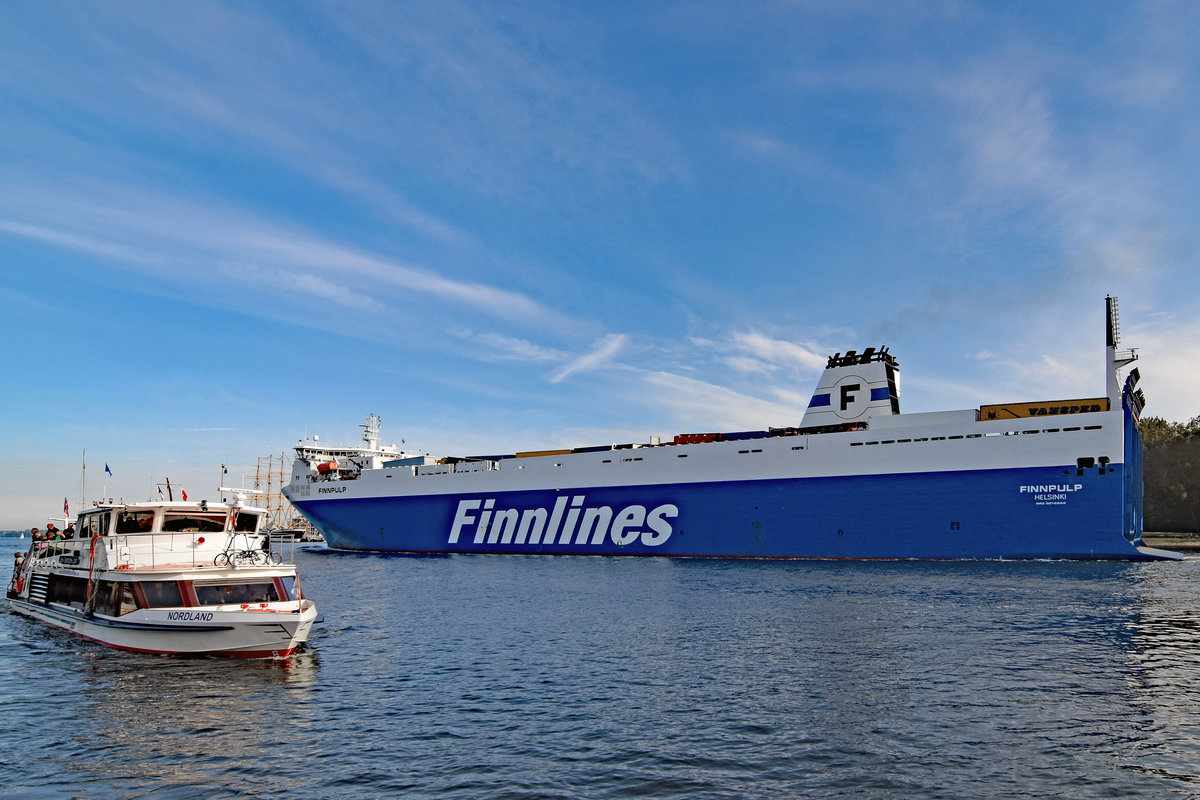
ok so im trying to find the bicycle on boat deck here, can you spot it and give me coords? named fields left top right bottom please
left=214, top=534, right=283, bottom=567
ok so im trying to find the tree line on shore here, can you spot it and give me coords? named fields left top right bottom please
left=1142, top=416, right=1200, bottom=533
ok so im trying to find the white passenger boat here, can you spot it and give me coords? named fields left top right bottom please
left=5, top=495, right=318, bottom=658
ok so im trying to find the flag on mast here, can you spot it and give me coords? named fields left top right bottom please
left=63, top=497, right=69, bottom=516
left=105, top=463, right=112, bottom=476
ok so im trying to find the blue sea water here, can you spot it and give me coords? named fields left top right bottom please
left=3, top=537, right=1200, bottom=799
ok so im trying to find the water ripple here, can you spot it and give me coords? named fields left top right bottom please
left=5, top=555, right=1200, bottom=798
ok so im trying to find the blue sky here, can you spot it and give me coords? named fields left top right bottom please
left=3, top=1, right=1199, bottom=528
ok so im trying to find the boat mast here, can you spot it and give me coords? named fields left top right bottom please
left=361, top=413, right=382, bottom=451
left=1105, top=295, right=1138, bottom=404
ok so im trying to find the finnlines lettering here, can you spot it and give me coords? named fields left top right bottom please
left=449, top=496, right=679, bottom=547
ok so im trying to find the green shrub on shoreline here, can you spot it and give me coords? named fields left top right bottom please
left=1142, top=416, right=1200, bottom=533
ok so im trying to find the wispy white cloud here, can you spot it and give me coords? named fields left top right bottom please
left=949, top=70, right=1067, bottom=195
left=231, top=231, right=553, bottom=323
left=724, top=356, right=776, bottom=376
left=453, top=329, right=567, bottom=362
left=687, top=330, right=829, bottom=380
left=729, top=331, right=828, bottom=372
left=549, top=333, right=629, bottom=383
left=942, top=57, right=1170, bottom=284
left=727, top=131, right=825, bottom=175
left=0, top=181, right=559, bottom=326
left=0, top=282, right=59, bottom=314
left=1128, top=312, right=1200, bottom=423
left=321, top=2, right=680, bottom=189
left=219, top=260, right=389, bottom=314
left=0, top=219, right=164, bottom=267
left=641, top=371, right=808, bottom=430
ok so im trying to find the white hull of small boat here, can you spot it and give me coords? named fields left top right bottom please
left=8, top=593, right=318, bottom=658
left=6, top=497, right=319, bottom=658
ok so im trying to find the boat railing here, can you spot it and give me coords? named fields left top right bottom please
left=24, top=532, right=299, bottom=572
left=24, top=540, right=85, bottom=568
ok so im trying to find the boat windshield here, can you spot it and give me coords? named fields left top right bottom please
left=115, top=511, right=155, bottom=533
left=162, top=514, right=226, bottom=533
left=78, top=512, right=110, bottom=538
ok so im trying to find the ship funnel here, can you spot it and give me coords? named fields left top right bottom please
left=799, top=347, right=899, bottom=428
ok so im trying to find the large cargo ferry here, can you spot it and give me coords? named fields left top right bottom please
left=284, top=296, right=1176, bottom=560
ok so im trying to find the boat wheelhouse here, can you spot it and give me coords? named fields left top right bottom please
left=6, top=495, right=318, bottom=657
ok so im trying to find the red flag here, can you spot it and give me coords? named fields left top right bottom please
left=182, top=489, right=188, bottom=501
left=64, top=497, right=69, bottom=515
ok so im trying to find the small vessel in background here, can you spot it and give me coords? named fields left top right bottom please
left=6, top=493, right=318, bottom=657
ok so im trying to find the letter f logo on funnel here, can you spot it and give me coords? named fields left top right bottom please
left=834, top=376, right=869, bottom=419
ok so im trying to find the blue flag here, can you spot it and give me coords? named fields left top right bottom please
left=105, top=463, right=112, bottom=476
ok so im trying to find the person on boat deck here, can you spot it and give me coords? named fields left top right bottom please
left=64, top=524, right=75, bottom=538
left=29, top=528, right=39, bottom=541
left=45, top=524, right=59, bottom=540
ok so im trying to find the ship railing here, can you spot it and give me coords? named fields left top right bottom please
left=413, top=459, right=499, bottom=477
left=306, top=469, right=359, bottom=483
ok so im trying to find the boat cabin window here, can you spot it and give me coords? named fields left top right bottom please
left=115, top=511, right=155, bottom=533
left=232, top=513, right=260, bottom=533
left=141, top=580, right=184, bottom=608
left=95, top=581, right=139, bottom=616
left=79, top=512, right=111, bottom=538
left=162, top=514, right=226, bottom=533
left=47, top=575, right=88, bottom=608
left=193, top=581, right=280, bottom=606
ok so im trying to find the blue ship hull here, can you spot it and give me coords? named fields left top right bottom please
left=295, top=462, right=1153, bottom=560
